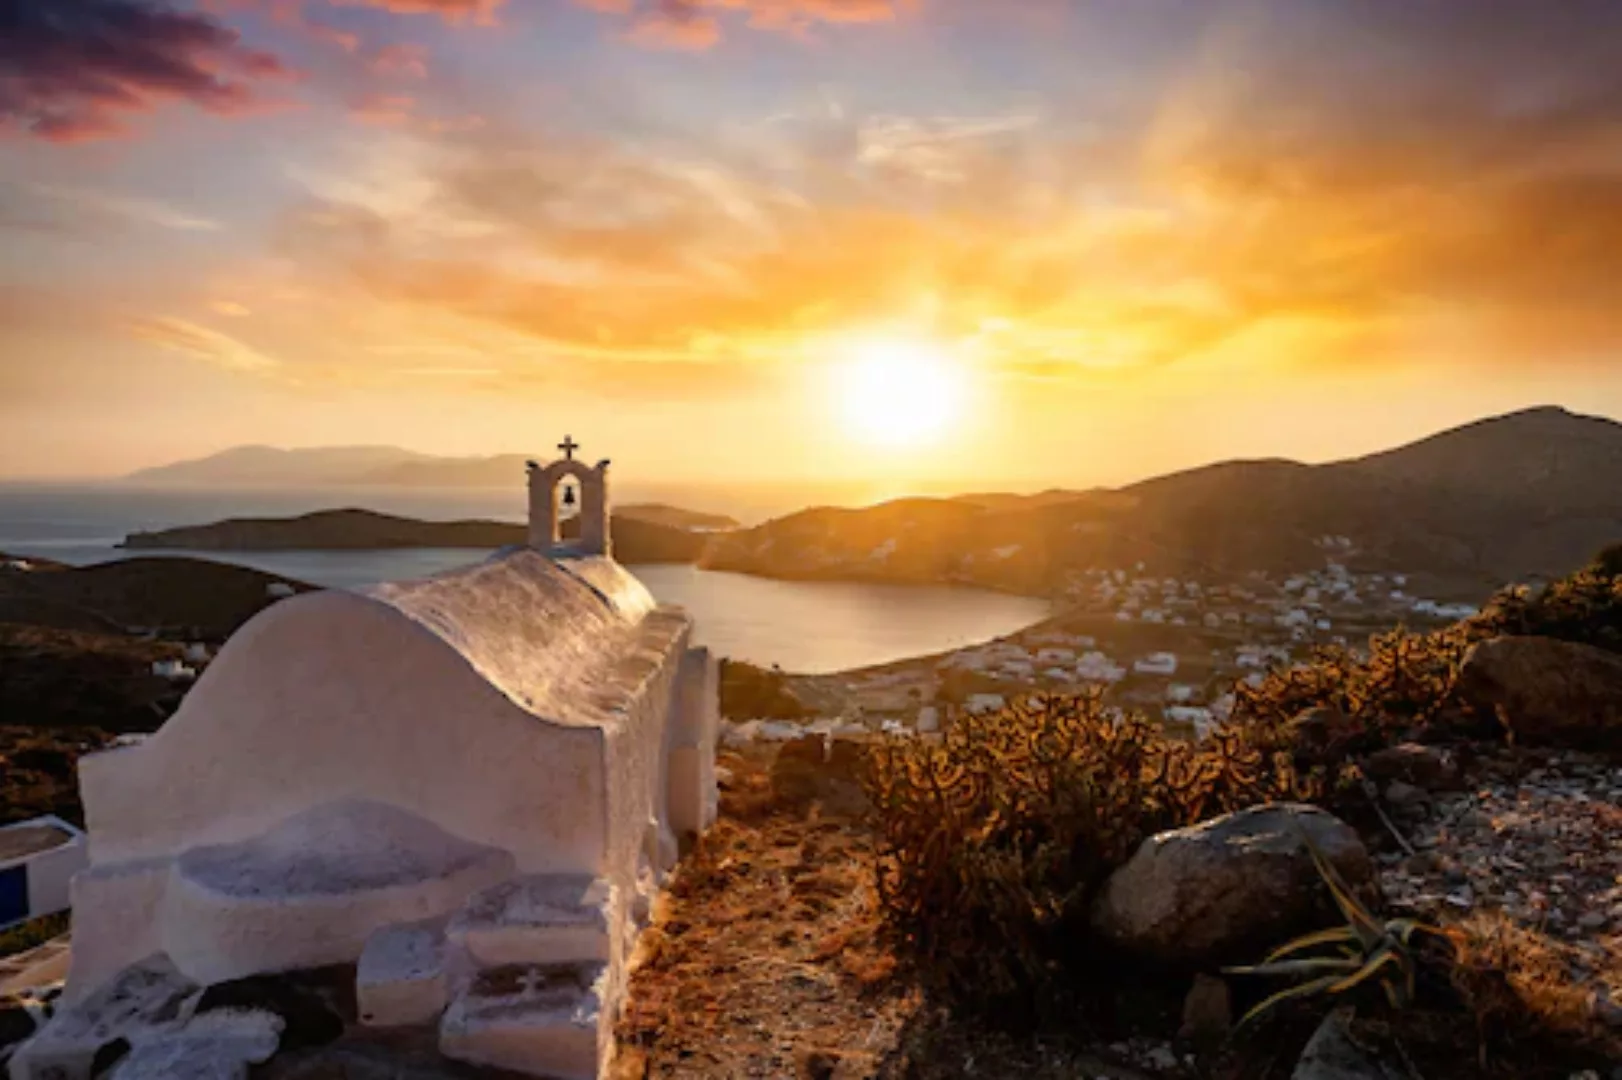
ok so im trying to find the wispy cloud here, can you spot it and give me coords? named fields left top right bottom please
left=588, top=0, right=911, bottom=49
left=129, top=316, right=280, bottom=371
left=0, top=182, right=223, bottom=234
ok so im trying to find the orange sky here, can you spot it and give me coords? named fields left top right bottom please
left=3, top=0, right=1622, bottom=490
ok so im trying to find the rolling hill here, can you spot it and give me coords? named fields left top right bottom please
left=701, top=407, right=1622, bottom=600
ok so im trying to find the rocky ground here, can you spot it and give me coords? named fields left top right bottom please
left=1375, top=746, right=1622, bottom=1023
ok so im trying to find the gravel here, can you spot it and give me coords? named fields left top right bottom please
left=1375, top=748, right=1622, bottom=991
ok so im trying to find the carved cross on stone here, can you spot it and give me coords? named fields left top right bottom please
left=557, top=435, right=579, bottom=461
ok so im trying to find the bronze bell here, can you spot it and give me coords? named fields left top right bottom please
left=562, top=485, right=577, bottom=508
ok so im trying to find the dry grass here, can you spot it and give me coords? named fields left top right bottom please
left=1448, top=913, right=1622, bottom=1064
left=614, top=745, right=911, bottom=1079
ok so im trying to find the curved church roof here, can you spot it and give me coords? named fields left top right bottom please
left=359, top=548, right=680, bottom=726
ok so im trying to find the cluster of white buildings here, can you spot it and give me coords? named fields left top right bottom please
left=939, top=634, right=1175, bottom=693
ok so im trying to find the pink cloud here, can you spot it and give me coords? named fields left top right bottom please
left=370, top=42, right=430, bottom=78
left=328, top=0, right=505, bottom=25
left=594, top=0, right=910, bottom=48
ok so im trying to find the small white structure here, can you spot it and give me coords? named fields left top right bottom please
left=1133, top=652, right=1179, bottom=677
left=0, top=816, right=87, bottom=932
left=965, top=693, right=1006, bottom=715
left=998, top=659, right=1035, bottom=680
left=150, top=659, right=196, bottom=681
left=23, top=441, right=718, bottom=1080
left=1075, top=652, right=1126, bottom=684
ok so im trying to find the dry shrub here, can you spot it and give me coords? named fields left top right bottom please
left=1230, top=628, right=1476, bottom=764
left=864, top=693, right=1324, bottom=1016
left=1449, top=912, right=1622, bottom=1061
left=1473, top=563, right=1622, bottom=653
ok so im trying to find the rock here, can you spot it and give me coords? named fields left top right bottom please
left=824, top=738, right=872, bottom=782
left=1361, top=743, right=1460, bottom=790
left=1091, top=803, right=1373, bottom=966
left=7, top=954, right=200, bottom=1080
left=1293, top=1009, right=1402, bottom=1079
left=107, top=1009, right=283, bottom=1080
left=1177, top=975, right=1231, bottom=1043
left=1456, top=636, right=1622, bottom=749
left=777, top=734, right=827, bottom=769
left=195, top=972, right=344, bottom=1050
left=1382, top=781, right=1424, bottom=809
left=0, top=998, right=41, bottom=1057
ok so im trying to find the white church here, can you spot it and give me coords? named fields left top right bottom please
left=9, top=440, right=720, bottom=1080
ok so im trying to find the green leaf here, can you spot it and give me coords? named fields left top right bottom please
left=1234, top=973, right=1344, bottom=1031
left=1261, top=926, right=1359, bottom=963
left=1326, top=946, right=1411, bottom=997
left=1226, top=957, right=1363, bottom=980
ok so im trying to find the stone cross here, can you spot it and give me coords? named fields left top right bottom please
left=557, top=435, right=579, bottom=461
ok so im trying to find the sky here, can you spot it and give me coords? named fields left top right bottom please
left=3, top=0, right=1622, bottom=493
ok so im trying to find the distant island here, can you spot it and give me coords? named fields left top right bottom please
left=120, top=508, right=713, bottom=565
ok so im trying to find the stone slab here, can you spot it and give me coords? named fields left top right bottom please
left=447, top=876, right=613, bottom=969
left=357, top=921, right=450, bottom=1028
left=438, top=963, right=605, bottom=1080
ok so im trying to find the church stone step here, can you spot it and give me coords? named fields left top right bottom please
left=437, top=962, right=606, bottom=1080
left=446, top=875, right=614, bottom=969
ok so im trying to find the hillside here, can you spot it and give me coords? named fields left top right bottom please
left=0, top=557, right=316, bottom=640
left=704, top=407, right=1622, bottom=600
left=617, top=503, right=739, bottom=531
left=119, top=508, right=712, bottom=564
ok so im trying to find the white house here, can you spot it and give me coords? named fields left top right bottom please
left=1133, top=652, right=1179, bottom=677
left=1035, top=647, right=1076, bottom=665
left=1075, top=652, right=1126, bottom=684
left=965, top=693, right=1007, bottom=715
left=999, top=659, right=1036, bottom=680
left=16, top=440, right=720, bottom=1080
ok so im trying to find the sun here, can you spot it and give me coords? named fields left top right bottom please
left=835, top=338, right=967, bottom=448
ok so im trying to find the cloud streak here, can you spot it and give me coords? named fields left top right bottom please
left=590, top=0, right=910, bottom=49
left=129, top=316, right=281, bottom=371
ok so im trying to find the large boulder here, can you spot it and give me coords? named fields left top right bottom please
left=1456, top=635, right=1622, bottom=749
left=1090, top=803, right=1372, bottom=967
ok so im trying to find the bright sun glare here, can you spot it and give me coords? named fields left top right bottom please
left=836, top=338, right=967, bottom=449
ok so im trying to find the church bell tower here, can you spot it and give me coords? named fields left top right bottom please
left=527, top=435, right=612, bottom=558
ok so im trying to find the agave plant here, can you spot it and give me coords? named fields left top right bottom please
left=1224, top=823, right=1449, bottom=1030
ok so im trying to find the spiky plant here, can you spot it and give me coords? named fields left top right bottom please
left=1224, top=823, right=1449, bottom=1030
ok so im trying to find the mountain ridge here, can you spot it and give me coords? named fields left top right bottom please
left=699, top=406, right=1622, bottom=600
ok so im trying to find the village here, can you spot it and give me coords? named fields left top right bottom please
left=756, top=537, right=1485, bottom=742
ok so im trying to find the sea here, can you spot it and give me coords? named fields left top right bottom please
left=0, top=484, right=1051, bottom=674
